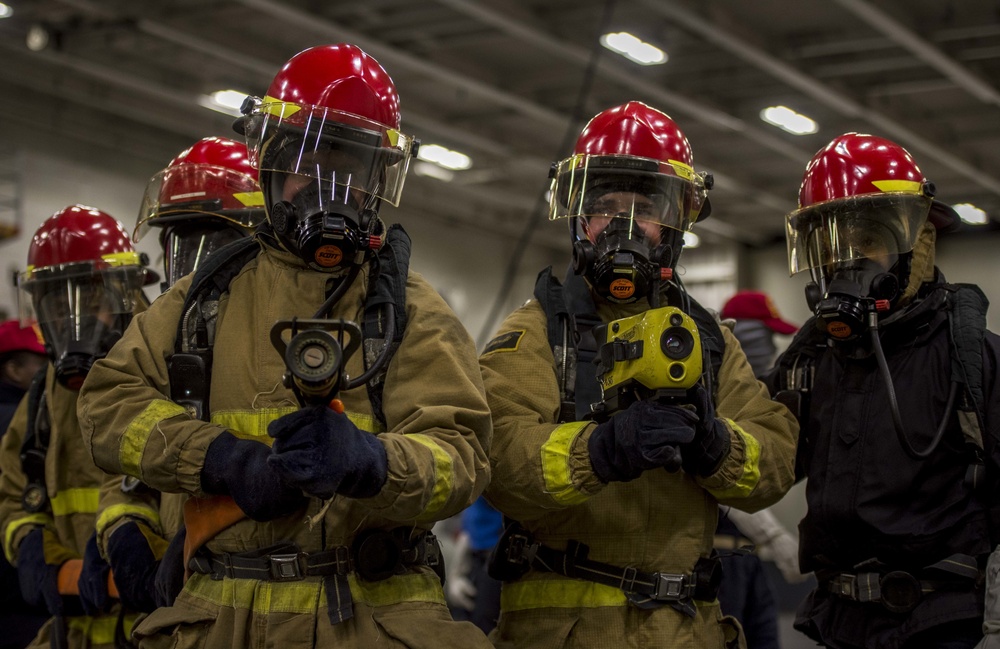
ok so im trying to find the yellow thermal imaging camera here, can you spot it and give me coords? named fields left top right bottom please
left=591, top=306, right=703, bottom=417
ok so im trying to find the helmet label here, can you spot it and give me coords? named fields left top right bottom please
left=315, top=245, right=343, bottom=267
left=609, top=279, right=635, bottom=300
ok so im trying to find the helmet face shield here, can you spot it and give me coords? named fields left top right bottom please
left=162, top=223, right=249, bottom=287
left=549, top=154, right=708, bottom=233
left=246, top=100, right=414, bottom=209
left=17, top=261, right=142, bottom=387
left=786, top=193, right=931, bottom=277
left=135, top=164, right=265, bottom=242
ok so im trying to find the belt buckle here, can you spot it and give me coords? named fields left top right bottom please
left=269, top=553, right=304, bottom=581
left=508, top=534, right=536, bottom=565
left=652, top=573, right=686, bottom=601
left=832, top=574, right=857, bottom=598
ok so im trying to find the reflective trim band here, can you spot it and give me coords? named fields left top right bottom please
left=211, top=409, right=379, bottom=438
left=233, top=190, right=265, bottom=207
left=67, top=614, right=136, bottom=645
left=3, top=513, right=49, bottom=562
left=872, top=179, right=922, bottom=194
left=121, top=399, right=189, bottom=477
left=101, top=251, right=141, bottom=267
left=184, top=570, right=444, bottom=615
left=540, top=422, right=591, bottom=506
left=260, top=97, right=300, bottom=118
left=668, top=159, right=696, bottom=181
left=708, top=420, right=761, bottom=500
left=501, top=578, right=627, bottom=612
left=408, top=434, right=454, bottom=520
left=95, top=504, right=161, bottom=540
left=49, top=488, right=99, bottom=516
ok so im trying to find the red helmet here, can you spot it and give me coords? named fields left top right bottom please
left=18, top=205, right=146, bottom=388
left=786, top=133, right=958, bottom=276
left=135, top=136, right=264, bottom=242
left=550, top=101, right=711, bottom=234
left=239, top=44, right=416, bottom=271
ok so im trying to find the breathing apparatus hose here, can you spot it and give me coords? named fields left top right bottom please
left=869, top=311, right=958, bottom=460
left=346, top=302, right=396, bottom=390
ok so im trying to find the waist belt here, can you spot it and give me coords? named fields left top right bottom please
left=490, top=523, right=721, bottom=618
left=189, top=529, right=441, bottom=625
left=822, top=553, right=982, bottom=614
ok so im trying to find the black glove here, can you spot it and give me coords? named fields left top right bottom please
left=17, top=528, right=64, bottom=616
left=681, top=386, right=732, bottom=477
left=106, top=522, right=164, bottom=613
left=77, top=533, right=111, bottom=616
left=201, top=431, right=309, bottom=521
left=154, top=527, right=186, bottom=608
left=268, top=406, right=388, bottom=500
left=588, top=399, right=699, bottom=483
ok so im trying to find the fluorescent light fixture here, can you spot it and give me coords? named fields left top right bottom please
left=954, top=203, right=988, bottom=225
left=600, top=32, right=667, bottom=65
left=0, top=4, right=13, bottom=18
left=683, top=231, right=700, bottom=248
left=26, top=24, right=50, bottom=51
left=198, top=89, right=249, bottom=117
left=413, top=160, right=455, bottom=182
left=759, top=105, right=818, bottom=135
left=417, top=144, right=472, bottom=171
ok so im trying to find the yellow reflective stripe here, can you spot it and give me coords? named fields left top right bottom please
left=260, top=97, right=300, bottom=118
left=67, top=614, right=136, bottom=645
left=233, top=190, right=265, bottom=207
left=540, top=422, right=591, bottom=506
left=386, top=129, right=400, bottom=147
left=211, top=409, right=381, bottom=438
left=49, top=488, right=99, bottom=516
left=184, top=571, right=443, bottom=615
left=3, top=513, right=50, bottom=562
left=121, top=399, right=188, bottom=477
left=501, top=578, right=627, bottom=612
left=872, top=179, right=922, bottom=194
left=95, top=504, right=161, bottom=540
left=349, top=571, right=445, bottom=607
left=708, top=420, right=762, bottom=500
left=668, top=159, right=696, bottom=180
left=100, top=251, right=140, bottom=267
left=408, top=435, right=453, bottom=520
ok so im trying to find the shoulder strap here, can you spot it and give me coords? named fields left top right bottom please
left=363, top=224, right=410, bottom=427
left=941, top=283, right=990, bottom=457
left=19, top=366, right=51, bottom=511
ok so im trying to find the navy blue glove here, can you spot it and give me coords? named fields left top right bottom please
left=17, top=528, right=64, bottom=616
left=680, top=386, right=732, bottom=477
left=588, top=400, right=699, bottom=483
left=154, top=527, right=186, bottom=608
left=268, top=406, right=388, bottom=500
left=106, top=522, right=162, bottom=613
left=77, top=533, right=111, bottom=616
left=201, top=431, right=309, bottom=521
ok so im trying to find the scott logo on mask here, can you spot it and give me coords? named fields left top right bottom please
left=315, top=245, right=344, bottom=268
left=610, top=279, right=636, bottom=300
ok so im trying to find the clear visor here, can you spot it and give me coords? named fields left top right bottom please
left=135, top=164, right=265, bottom=242
left=245, top=101, right=414, bottom=207
left=162, top=223, right=248, bottom=288
left=786, top=193, right=931, bottom=276
left=549, top=154, right=708, bottom=233
left=17, top=263, right=143, bottom=356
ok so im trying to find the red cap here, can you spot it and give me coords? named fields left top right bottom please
left=721, top=291, right=798, bottom=335
left=0, top=320, right=46, bottom=355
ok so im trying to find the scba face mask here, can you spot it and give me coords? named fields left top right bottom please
left=267, top=174, right=382, bottom=272
left=809, top=255, right=911, bottom=341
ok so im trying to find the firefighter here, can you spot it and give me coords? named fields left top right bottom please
left=0, top=205, right=153, bottom=648
left=479, top=101, right=798, bottom=648
left=92, top=136, right=267, bottom=615
left=764, top=132, right=1000, bottom=648
left=77, top=44, right=492, bottom=648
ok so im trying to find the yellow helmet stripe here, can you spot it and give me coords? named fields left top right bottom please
left=872, top=179, right=922, bottom=194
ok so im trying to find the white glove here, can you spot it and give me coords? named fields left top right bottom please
left=727, top=507, right=810, bottom=583
left=977, top=545, right=1000, bottom=648
left=444, top=531, right=477, bottom=611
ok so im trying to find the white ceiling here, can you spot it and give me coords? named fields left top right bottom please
left=1, top=0, right=999, bottom=251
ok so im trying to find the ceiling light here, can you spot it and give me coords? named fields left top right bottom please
left=759, top=105, right=818, bottom=135
left=0, top=4, right=13, bottom=19
left=26, top=24, right=51, bottom=51
left=417, top=144, right=472, bottom=171
left=413, top=160, right=455, bottom=182
left=954, top=203, right=988, bottom=225
left=683, top=231, right=700, bottom=248
left=600, top=32, right=667, bottom=65
left=198, top=89, right=249, bottom=117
